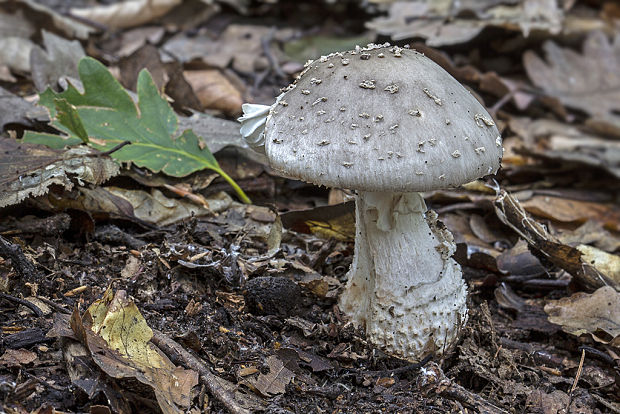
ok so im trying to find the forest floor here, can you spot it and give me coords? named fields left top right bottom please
left=0, top=0, right=619, bottom=413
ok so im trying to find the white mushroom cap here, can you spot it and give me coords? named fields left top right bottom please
left=263, top=45, right=502, bottom=192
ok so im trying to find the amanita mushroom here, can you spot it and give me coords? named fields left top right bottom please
left=239, top=44, right=503, bottom=361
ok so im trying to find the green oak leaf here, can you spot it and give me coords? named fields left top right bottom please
left=24, top=57, right=250, bottom=203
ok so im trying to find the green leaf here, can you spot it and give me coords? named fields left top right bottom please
left=24, top=57, right=250, bottom=203
left=54, top=98, right=89, bottom=143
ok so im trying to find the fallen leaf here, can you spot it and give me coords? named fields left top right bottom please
left=0, top=349, right=37, bottom=367
left=251, top=355, right=295, bottom=396
left=520, top=195, right=620, bottom=231
left=524, top=31, right=620, bottom=132
left=183, top=70, right=243, bottom=115
left=30, top=30, right=85, bottom=92
left=162, top=24, right=294, bottom=74
left=544, top=286, right=620, bottom=347
left=0, top=87, right=48, bottom=131
left=23, top=57, right=251, bottom=203
left=0, top=37, right=34, bottom=73
left=71, top=0, right=182, bottom=29
left=280, top=201, right=356, bottom=241
left=366, top=0, right=563, bottom=47
left=84, top=289, right=199, bottom=413
left=0, top=140, right=120, bottom=208
left=494, top=190, right=619, bottom=291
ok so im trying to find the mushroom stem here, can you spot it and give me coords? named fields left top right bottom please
left=339, top=191, right=468, bottom=360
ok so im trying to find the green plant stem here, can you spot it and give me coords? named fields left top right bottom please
left=216, top=168, right=251, bottom=204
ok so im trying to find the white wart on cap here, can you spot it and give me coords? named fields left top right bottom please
left=264, top=45, right=502, bottom=191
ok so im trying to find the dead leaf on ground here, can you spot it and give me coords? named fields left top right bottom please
left=118, top=44, right=202, bottom=112
left=0, top=140, right=120, bottom=208
left=183, top=70, right=243, bottom=115
left=83, top=289, right=199, bottom=413
left=162, top=24, right=294, bottom=75
left=0, top=349, right=37, bottom=367
left=0, top=87, right=48, bottom=131
left=250, top=355, right=295, bottom=396
left=30, top=30, right=85, bottom=92
left=280, top=201, right=356, bottom=241
left=520, top=195, right=620, bottom=231
left=494, top=190, right=619, bottom=291
left=524, top=31, right=620, bottom=135
left=508, top=116, right=620, bottom=178
left=71, top=0, right=182, bottom=29
left=0, top=0, right=94, bottom=40
left=366, top=0, right=563, bottom=47
left=545, top=286, right=620, bottom=347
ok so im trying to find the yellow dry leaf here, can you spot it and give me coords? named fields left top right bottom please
left=85, top=289, right=198, bottom=414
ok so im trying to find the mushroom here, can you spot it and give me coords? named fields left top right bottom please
left=238, top=44, right=503, bottom=361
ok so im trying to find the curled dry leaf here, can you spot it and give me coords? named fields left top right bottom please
left=544, top=286, right=620, bottom=347
left=0, top=140, right=120, bottom=208
left=83, top=289, right=199, bottom=414
left=494, top=189, right=619, bottom=291
left=366, top=0, right=563, bottom=47
left=183, top=70, right=243, bottom=116
left=524, top=31, right=620, bottom=133
left=249, top=355, right=295, bottom=396
left=71, top=0, right=182, bottom=29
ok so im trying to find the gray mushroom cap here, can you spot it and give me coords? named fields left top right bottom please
left=263, top=45, right=503, bottom=192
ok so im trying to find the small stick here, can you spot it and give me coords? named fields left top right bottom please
left=97, top=140, right=132, bottom=156
left=0, top=293, right=44, bottom=317
left=151, top=329, right=251, bottom=414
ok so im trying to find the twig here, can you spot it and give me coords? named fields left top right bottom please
left=35, top=296, right=71, bottom=314
left=0, top=235, right=41, bottom=279
left=151, top=329, right=251, bottom=414
left=566, top=348, right=586, bottom=412
left=579, top=345, right=616, bottom=365
left=97, top=140, right=132, bottom=157
left=0, top=293, right=44, bottom=317
left=420, top=362, right=509, bottom=414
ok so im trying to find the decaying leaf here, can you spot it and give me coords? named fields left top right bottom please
left=494, top=190, right=619, bottom=291
left=507, top=116, right=620, bottom=178
left=524, top=31, right=620, bottom=132
left=30, top=30, right=85, bottom=92
left=104, top=187, right=233, bottom=226
left=183, top=70, right=243, bottom=115
left=162, top=24, right=294, bottom=74
left=84, top=289, right=199, bottom=414
left=0, top=87, right=48, bottom=131
left=71, top=0, right=182, bottom=29
left=0, top=349, right=37, bottom=367
left=366, top=0, right=563, bottom=47
left=0, top=139, right=120, bottom=208
left=250, top=355, right=295, bottom=396
left=544, top=286, right=620, bottom=347
left=281, top=201, right=356, bottom=241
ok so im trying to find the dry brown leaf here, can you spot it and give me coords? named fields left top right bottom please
left=0, top=349, right=37, bottom=367
left=366, top=0, right=563, bottom=46
left=0, top=141, right=120, bottom=208
left=494, top=190, right=619, bottom=291
left=71, top=0, right=182, bottom=29
left=524, top=31, right=620, bottom=132
left=163, top=25, right=293, bottom=75
left=183, top=70, right=243, bottom=116
left=544, top=286, right=620, bottom=347
left=520, top=195, right=620, bottom=231
left=84, top=289, right=199, bottom=414
left=251, top=355, right=295, bottom=396
left=280, top=201, right=356, bottom=241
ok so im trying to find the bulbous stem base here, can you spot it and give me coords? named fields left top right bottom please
left=339, top=191, right=468, bottom=361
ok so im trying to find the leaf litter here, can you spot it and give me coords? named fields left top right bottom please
left=0, top=1, right=619, bottom=413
